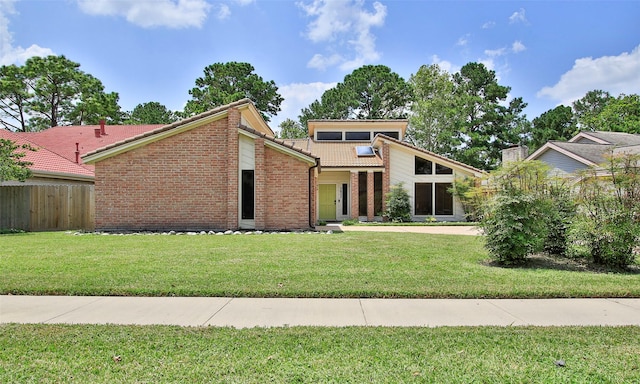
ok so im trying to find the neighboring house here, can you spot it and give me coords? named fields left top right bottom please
left=0, top=122, right=161, bottom=231
left=527, top=131, right=640, bottom=176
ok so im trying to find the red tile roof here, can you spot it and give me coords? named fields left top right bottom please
left=0, top=129, right=94, bottom=179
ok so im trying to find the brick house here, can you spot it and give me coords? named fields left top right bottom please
left=82, top=99, right=319, bottom=231
left=82, top=99, right=483, bottom=231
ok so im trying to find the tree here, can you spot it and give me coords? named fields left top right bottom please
left=0, top=55, right=123, bottom=131
left=530, top=105, right=576, bottom=151
left=299, top=65, right=411, bottom=126
left=406, top=64, right=458, bottom=155
left=572, top=90, right=613, bottom=131
left=185, top=62, right=283, bottom=122
left=126, top=102, right=178, bottom=124
left=384, top=182, right=411, bottom=222
left=597, top=93, right=640, bottom=133
left=451, top=62, right=529, bottom=170
left=278, top=118, right=307, bottom=139
left=0, top=64, right=29, bottom=131
left=0, top=138, right=34, bottom=182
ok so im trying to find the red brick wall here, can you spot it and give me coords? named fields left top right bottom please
left=94, top=108, right=313, bottom=231
left=263, top=147, right=312, bottom=230
left=350, top=171, right=359, bottom=219
left=95, top=119, right=231, bottom=231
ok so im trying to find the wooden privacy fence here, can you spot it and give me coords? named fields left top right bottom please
left=0, top=185, right=95, bottom=231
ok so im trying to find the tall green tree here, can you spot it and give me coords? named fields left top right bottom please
left=572, top=89, right=613, bottom=131
left=185, top=62, right=283, bottom=122
left=278, top=118, right=307, bottom=139
left=597, top=93, right=640, bottom=133
left=126, top=102, right=178, bottom=124
left=0, top=65, right=29, bottom=132
left=299, top=65, right=411, bottom=126
left=0, top=139, right=34, bottom=182
left=530, top=105, right=576, bottom=151
left=0, top=55, right=123, bottom=131
left=406, top=64, right=458, bottom=155
left=451, top=62, right=529, bottom=170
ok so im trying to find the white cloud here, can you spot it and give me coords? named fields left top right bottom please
left=430, top=55, right=459, bottom=74
left=537, top=45, right=640, bottom=105
left=233, top=0, right=254, bottom=5
left=216, top=4, right=231, bottom=20
left=0, top=0, right=54, bottom=65
left=512, top=40, right=526, bottom=53
left=509, top=8, right=527, bottom=24
left=482, top=21, right=495, bottom=29
left=456, top=35, right=469, bottom=47
left=298, top=0, right=387, bottom=71
left=485, top=47, right=506, bottom=57
left=76, top=0, right=212, bottom=29
left=270, top=81, right=337, bottom=130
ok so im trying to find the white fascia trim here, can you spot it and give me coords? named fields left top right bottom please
left=83, top=111, right=228, bottom=164
left=568, top=132, right=610, bottom=144
left=545, top=143, right=597, bottom=166
left=31, top=170, right=94, bottom=182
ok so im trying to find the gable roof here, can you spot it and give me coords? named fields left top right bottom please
left=83, top=99, right=270, bottom=164
left=0, top=129, right=94, bottom=181
left=373, top=134, right=485, bottom=177
left=529, top=131, right=640, bottom=168
left=239, top=126, right=319, bottom=166
left=569, top=131, right=640, bottom=146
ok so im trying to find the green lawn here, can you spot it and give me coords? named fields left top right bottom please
left=1, top=324, right=639, bottom=383
left=1, top=231, right=639, bottom=298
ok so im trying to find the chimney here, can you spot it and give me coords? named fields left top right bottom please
left=94, top=128, right=101, bottom=138
left=501, top=145, right=529, bottom=164
left=75, top=142, right=80, bottom=163
left=100, top=119, right=106, bottom=135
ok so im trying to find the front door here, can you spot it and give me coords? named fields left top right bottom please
left=319, top=184, right=336, bottom=221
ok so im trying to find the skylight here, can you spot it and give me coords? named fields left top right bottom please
left=356, top=146, right=375, bottom=157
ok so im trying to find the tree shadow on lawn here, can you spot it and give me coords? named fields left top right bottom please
left=483, top=253, right=640, bottom=275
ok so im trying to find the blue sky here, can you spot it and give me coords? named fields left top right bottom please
left=2, top=0, right=639, bottom=130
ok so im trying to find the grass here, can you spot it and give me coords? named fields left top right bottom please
left=1, top=324, right=639, bottom=383
left=1, top=231, right=639, bottom=298
left=342, top=220, right=479, bottom=226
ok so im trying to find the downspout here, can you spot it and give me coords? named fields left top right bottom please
left=308, top=159, right=320, bottom=228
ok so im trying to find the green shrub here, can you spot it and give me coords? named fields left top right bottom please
left=341, top=218, right=359, bottom=226
left=481, top=192, right=549, bottom=264
left=543, top=184, right=575, bottom=256
left=384, top=183, right=412, bottom=222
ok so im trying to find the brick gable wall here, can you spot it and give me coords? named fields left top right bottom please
left=94, top=109, right=313, bottom=232
left=263, top=147, right=311, bottom=230
left=95, top=119, right=230, bottom=231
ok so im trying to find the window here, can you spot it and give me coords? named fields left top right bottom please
left=435, top=163, right=453, bottom=175
left=356, top=146, right=375, bottom=157
left=316, top=131, right=342, bottom=141
left=241, top=170, right=254, bottom=220
left=435, top=183, right=453, bottom=215
left=415, top=183, right=433, bottom=215
left=342, top=183, right=348, bottom=215
left=374, top=131, right=400, bottom=139
left=358, top=172, right=367, bottom=216
left=415, top=156, right=432, bottom=175
left=374, top=172, right=383, bottom=215
left=345, top=131, right=371, bottom=141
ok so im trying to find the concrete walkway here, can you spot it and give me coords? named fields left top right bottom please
left=2, top=296, right=640, bottom=328
left=338, top=224, right=481, bottom=235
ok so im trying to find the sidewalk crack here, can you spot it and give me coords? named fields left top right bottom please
left=202, top=297, right=234, bottom=326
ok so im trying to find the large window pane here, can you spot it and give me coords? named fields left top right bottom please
left=241, top=170, right=254, bottom=219
left=358, top=172, right=367, bottom=216
left=415, top=157, right=432, bottom=175
left=435, top=183, right=453, bottom=215
left=415, top=183, right=432, bottom=215
left=374, top=172, right=382, bottom=215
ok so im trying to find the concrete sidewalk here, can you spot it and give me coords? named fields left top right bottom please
left=2, top=296, right=640, bottom=328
